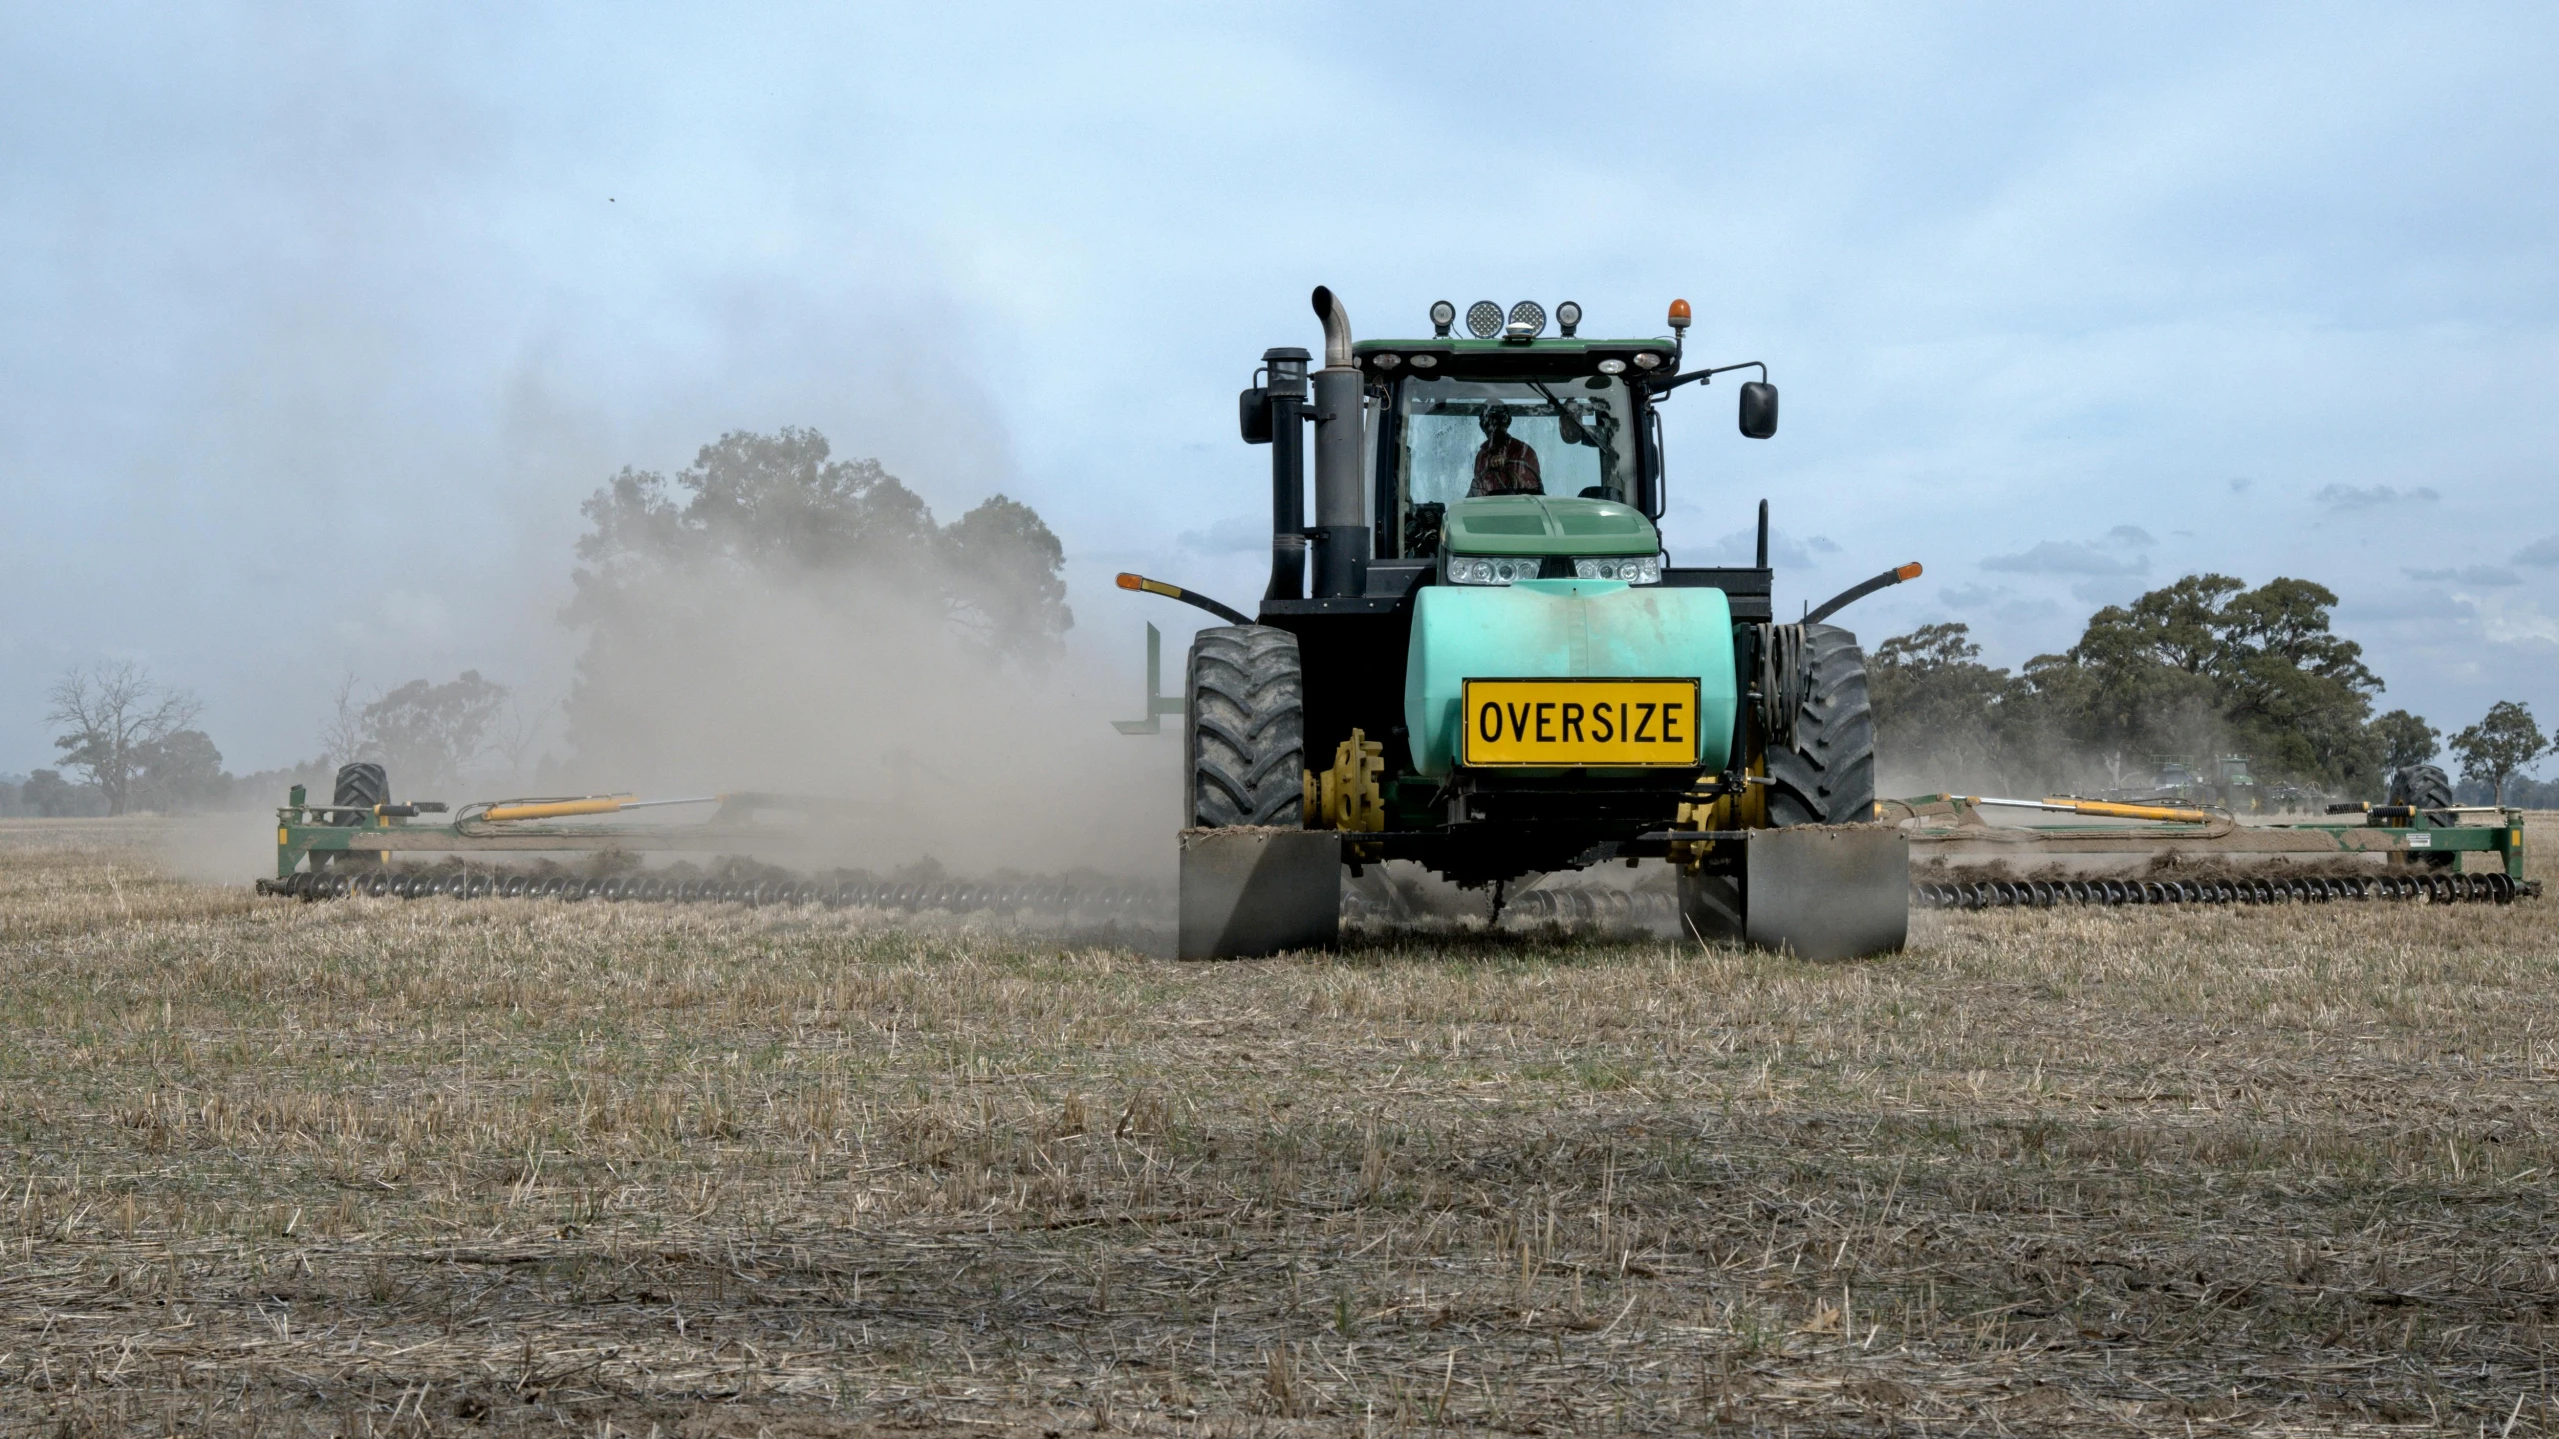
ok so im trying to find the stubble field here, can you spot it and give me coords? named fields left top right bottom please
left=0, top=818, right=2554, bottom=1436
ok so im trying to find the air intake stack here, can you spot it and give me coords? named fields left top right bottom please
left=1308, top=285, right=1369, bottom=599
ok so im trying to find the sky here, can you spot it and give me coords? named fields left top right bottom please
left=3, top=3, right=2555, bottom=777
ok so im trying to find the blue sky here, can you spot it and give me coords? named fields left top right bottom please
left=4, top=3, right=2555, bottom=774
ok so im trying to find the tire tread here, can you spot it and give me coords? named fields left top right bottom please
left=1187, top=625, right=1305, bottom=828
left=1765, top=623, right=1876, bottom=826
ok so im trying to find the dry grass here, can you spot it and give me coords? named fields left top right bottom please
left=0, top=817, right=2554, bottom=1436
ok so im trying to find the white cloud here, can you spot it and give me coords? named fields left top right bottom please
left=2404, top=565, right=2520, bottom=587
left=2314, top=483, right=2441, bottom=510
left=1700, top=529, right=1839, bottom=568
left=1176, top=516, right=1268, bottom=555
left=1936, top=583, right=2062, bottom=625
left=1981, top=540, right=2149, bottom=576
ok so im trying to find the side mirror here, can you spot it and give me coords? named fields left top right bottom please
left=1238, top=387, right=1272, bottom=445
left=1738, top=381, right=1778, bottom=439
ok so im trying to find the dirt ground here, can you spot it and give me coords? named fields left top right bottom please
left=0, top=818, right=2553, bottom=1436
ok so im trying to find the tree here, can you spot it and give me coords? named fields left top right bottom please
left=2369, top=709, right=2440, bottom=773
left=1870, top=573, right=2391, bottom=797
left=2035, top=576, right=2233, bottom=766
left=356, top=672, right=510, bottom=794
left=2034, top=574, right=2381, bottom=790
left=20, top=769, right=103, bottom=818
left=560, top=427, right=1074, bottom=778
left=46, top=663, right=204, bottom=815
left=568, top=427, right=1070, bottom=655
left=1867, top=623, right=2018, bottom=791
left=2448, top=701, right=2548, bottom=805
left=130, top=729, right=231, bottom=813
left=2208, top=577, right=2384, bottom=785
left=941, top=494, right=1073, bottom=661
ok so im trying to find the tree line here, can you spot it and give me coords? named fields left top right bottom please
left=11, top=427, right=1072, bottom=815
left=1867, top=573, right=2556, bottom=805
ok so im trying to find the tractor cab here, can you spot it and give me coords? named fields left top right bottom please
left=1353, top=334, right=1675, bottom=577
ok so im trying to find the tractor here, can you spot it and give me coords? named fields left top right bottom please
left=1121, top=289, right=1916, bottom=960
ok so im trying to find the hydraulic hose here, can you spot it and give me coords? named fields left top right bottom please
left=1804, top=562, right=1922, bottom=626
left=1116, top=572, right=1252, bottom=626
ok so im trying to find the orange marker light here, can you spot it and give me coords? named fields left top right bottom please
left=1895, top=561, right=1924, bottom=581
left=1115, top=572, right=1142, bottom=590
left=1667, top=298, right=1691, bottom=331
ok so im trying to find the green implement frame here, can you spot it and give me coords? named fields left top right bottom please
left=1889, top=794, right=2532, bottom=885
left=268, top=785, right=866, bottom=880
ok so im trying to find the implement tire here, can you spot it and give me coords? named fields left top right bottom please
left=1186, top=625, right=1305, bottom=828
left=2390, top=763, right=2454, bottom=811
left=334, top=762, right=388, bottom=813
left=322, top=762, right=390, bottom=870
left=1765, top=624, right=1876, bottom=826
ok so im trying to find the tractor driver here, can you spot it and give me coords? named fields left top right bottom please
left=1467, top=402, right=1543, bottom=497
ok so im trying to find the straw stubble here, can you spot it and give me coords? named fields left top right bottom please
left=0, top=815, right=2552, bottom=1434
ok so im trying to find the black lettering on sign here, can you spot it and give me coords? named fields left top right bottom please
left=1534, top=703, right=1555, bottom=743
left=1505, top=701, right=1531, bottom=741
left=1592, top=703, right=1615, bottom=743
left=1478, top=702, right=1502, bottom=744
left=1560, top=703, right=1584, bottom=742
left=1635, top=703, right=1657, bottom=742
left=1663, top=703, right=1684, bottom=747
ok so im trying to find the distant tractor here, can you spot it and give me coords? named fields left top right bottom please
left=1121, top=290, right=1920, bottom=960
left=2115, top=754, right=2262, bottom=813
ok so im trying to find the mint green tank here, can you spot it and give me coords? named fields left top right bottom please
left=1403, top=579, right=1738, bottom=777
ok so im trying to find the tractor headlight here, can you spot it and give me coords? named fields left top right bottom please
left=1574, top=555, right=1663, bottom=584
left=1447, top=556, right=1536, bottom=585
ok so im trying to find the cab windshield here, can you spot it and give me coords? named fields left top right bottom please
left=1394, top=374, right=1634, bottom=555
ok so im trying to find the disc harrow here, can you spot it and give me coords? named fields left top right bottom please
left=259, top=866, right=1172, bottom=917
left=1913, top=871, right=2522, bottom=910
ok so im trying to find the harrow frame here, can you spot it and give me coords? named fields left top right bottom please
left=1890, top=794, right=2534, bottom=889
left=266, top=785, right=863, bottom=880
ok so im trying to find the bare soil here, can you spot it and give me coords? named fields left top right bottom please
left=0, top=816, right=2554, bottom=1435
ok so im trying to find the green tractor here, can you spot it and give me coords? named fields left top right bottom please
left=1126, top=289, right=1916, bottom=959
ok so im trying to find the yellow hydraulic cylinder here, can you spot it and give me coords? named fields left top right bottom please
left=2042, top=797, right=2215, bottom=823
left=482, top=796, right=631, bottom=822
left=1971, top=796, right=2215, bottom=824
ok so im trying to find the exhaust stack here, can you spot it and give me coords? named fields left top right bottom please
left=1308, top=286, right=1369, bottom=599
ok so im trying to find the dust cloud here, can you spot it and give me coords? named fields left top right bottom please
left=542, top=568, right=1182, bottom=882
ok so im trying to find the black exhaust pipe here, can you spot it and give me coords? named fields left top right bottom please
left=1309, top=286, right=1369, bottom=599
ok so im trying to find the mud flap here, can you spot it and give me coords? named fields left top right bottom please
left=1178, top=828, right=1341, bottom=960
left=1678, top=825, right=1908, bottom=960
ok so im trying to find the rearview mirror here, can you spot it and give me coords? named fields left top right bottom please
left=1556, top=407, right=1586, bottom=445
left=1738, top=381, right=1778, bottom=439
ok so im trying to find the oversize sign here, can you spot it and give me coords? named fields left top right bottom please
left=1459, top=678, right=1702, bottom=767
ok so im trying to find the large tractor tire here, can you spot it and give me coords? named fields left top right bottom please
left=2390, top=763, right=2454, bottom=811
left=1765, top=623, right=1877, bottom=826
left=1185, top=625, right=1304, bottom=828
